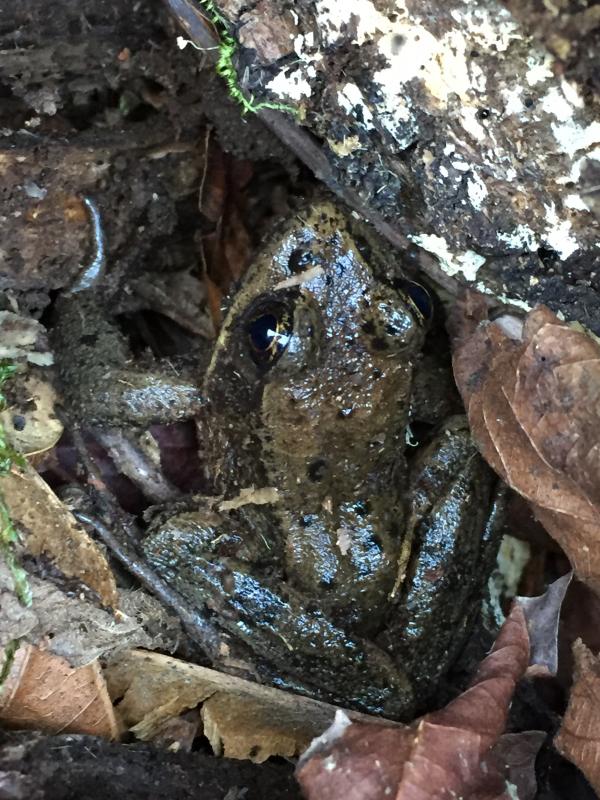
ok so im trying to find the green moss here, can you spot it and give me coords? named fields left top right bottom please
left=0, top=363, right=31, bottom=607
left=0, top=639, right=19, bottom=688
left=0, top=364, right=25, bottom=474
left=199, top=0, right=297, bottom=115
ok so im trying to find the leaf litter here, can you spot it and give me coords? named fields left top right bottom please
left=450, top=294, right=600, bottom=594
left=2, top=264, right=599, bottom=795
left=1, top=69, right=599, bottom=798
left=449, top=291, right=600, bottom=794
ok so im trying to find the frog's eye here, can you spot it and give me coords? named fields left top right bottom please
left=402, top=280, right=433, bottom=322
left=247, top=308, right=293, bottom=366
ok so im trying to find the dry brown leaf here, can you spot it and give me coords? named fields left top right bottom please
left=555, top=640, right=600, bottom=793
left=296, top=602, right=532, bottom=800
left=202, top=693, right=308, bottom=762
left=492, top=732, right=547, bottom=800
left=514, top=310, right=600, bottom=506
left=0, top=643, right=119, bottom=738
left=0, top=374, right=63, bottom=456
left=519, top=572, right=572, bottom=677
left=104, top=649, right=384, bottom=763
left=1, top=463, right=118, bottom=607
left=558, top=580, right=600, bottom=687
left=450, top=295, right=600, bottom=592
left=199, top=138, right=254, bottom=313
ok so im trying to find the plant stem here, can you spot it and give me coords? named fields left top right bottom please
left=199, top=0, right=297, bottom=115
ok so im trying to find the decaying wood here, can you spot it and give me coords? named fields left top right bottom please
left=206, top=0, right=600, bottom=331
left=0, top=131, right=201, bottom=295
left=0, top=0, right=214, bottom=308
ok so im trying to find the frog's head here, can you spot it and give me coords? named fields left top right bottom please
left=204, top=202, right=427, bottom=502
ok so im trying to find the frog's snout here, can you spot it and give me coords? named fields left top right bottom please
left=362, top=297, right=422, bottom=353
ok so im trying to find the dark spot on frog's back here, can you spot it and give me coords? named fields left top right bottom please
left=307, top=458, right=328, bottom=482
left=372, top=337, right=389, bottom=351
left=80, top=333, right=99, bottom=347
left=352, top=235, right=372, bottom=262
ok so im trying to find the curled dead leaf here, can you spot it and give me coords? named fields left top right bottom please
left=451, top=296, right=600, bottom=593
left=296, top=602, right=533, bottom=800
left=555, top=640, right=600, bottom=794
left=519, top=572, right=572, bottom=677
left=104, top=649, right=384, bottom=763
left=0, top=644, right=119, bottom=739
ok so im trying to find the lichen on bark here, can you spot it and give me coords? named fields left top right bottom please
left=216, top=0, right=600, bottom=331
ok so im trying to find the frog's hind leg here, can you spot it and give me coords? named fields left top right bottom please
left=379, top=415, right=506, bottom=707
left=143, top=506, right=416, bottom=720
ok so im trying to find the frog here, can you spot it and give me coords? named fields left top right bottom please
left=139, top=200, right=505, bottom=720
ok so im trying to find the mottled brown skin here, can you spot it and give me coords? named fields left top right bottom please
left=144, top=203, right=504, bottom=719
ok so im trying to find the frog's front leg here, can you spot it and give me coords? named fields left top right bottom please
left=52, top=294, right=204, bottom=427
left=379, top=416, right=505, bottom=704
left=143, top=504, right=416, bottom=719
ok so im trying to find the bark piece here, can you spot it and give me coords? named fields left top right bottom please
left=205, top=0, right=600, bottom=333
left=104, top=649, right=390, bottom=762
left=502, top=0, right=599, bottom=93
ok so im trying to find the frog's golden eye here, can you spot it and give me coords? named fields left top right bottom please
left=247, top=308, right=293, bottom=366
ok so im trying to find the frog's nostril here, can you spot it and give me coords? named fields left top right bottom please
left=376, top=303, right=415, bottom=337
left=361, top=299, right=420, bottom=352
left=361, top=320, right=376, bottom=335
left=80, top=333, right=99, bottom=347
left=307, top=458, right=328, bottom=482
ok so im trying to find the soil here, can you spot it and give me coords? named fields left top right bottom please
left=0, top=730, right=301, bottom=799
left=0, top=0, right=297, bottom=312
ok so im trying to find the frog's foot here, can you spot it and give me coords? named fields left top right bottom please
left=144, top=511, right=416, bottom=720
